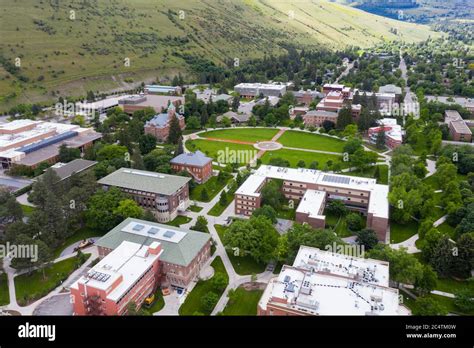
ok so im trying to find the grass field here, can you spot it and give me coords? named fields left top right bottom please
left=221, top=287, right=263, bottom=316
left=15, top=254, right=90, bottom=306
left=200, top=128, right=278, bottom=143
left=227, top=253, right=267, bottom=275
left=436, top=222, right=456, bottom=239
left=53, top=227, right=101, bottom=259
left=344, top=165, right=389, bottom=185
left=0, top=0, right=437, bottom=111
left=260, top=148, right=347, bottom=169
left=186, top=139, right=256, bottom=165
left=165, top=215, right=192, bottom=227
left=20, top=205, right=35, bottom=217
left=208, top=181, right=237, bottom=217
left=0, top=273, right=9, bottom=306
left=188, top=205, right=203, bottom=213
left=423, top=172, right=467, bottom=190
left=179, top=256, right=228, bottom=315
left=390, top=219, right=419, bottom=244
left=278, top=131, right=345, bottom=153
left=190, top=174, right=231, bottom=202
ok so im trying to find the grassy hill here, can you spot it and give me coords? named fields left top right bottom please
left=0, top=0, right=438, bottom=110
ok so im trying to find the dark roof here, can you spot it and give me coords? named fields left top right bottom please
left=52, top=159, right=97, bottom=181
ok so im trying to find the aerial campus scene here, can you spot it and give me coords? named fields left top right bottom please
left=0, top=0, right=473, bottom=346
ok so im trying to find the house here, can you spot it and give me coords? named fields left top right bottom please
left=144, top=103, right=185, bottom=142
left=235, top=165, right=390, bottom=241
left=171, top=151, right=213, bottom=184
left=257, top=246, right=411, bottom=316
left=98, top=168, right=191, bottom=223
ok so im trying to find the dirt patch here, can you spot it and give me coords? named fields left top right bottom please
left=241, top=282, right=267, bottom=291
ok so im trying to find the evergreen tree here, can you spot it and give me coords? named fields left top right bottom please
left=168, top=114, right=182, bottom=144
left=200, top=106, right=209, bottom=126
left=375, top=129, right=386, bottom=149
left=231, top=95, right=240, bottom=112
left=176, top=136, right=184, bottom=155
left=336, top=104, right=353, bottom=130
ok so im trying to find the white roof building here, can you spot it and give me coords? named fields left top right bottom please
left=258, top=246, right=410, bottom=316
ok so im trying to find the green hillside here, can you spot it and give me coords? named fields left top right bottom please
left=0, top=0, right=438, bottom=110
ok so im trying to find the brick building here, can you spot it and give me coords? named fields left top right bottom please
left=119, top=94, right=184, bottom=115
left=445, top=110, right=472, bottom=142
left=98, top=168, right=191, bottom=223
left=235, top=165, right=389, bottom=241
left=302, top=110, right=338, bottom=127
left=368, top=118, right=403, bottom=149
left=170, top=151, right=213, bottom=184
left=71, top=218, right=212, bottom=315
left=144, top=103, right=185, bottom=142
left=257, top=246, right=411, bottom=316
left=95, top=218, right=211, bottom=291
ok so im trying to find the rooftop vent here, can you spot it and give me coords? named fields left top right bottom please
left=163, top=230, right=176, bottom=238
left=133, top=224, right=145, bottom=231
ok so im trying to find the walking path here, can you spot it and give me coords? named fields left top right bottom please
left=1, top=246, right=98, bottom=315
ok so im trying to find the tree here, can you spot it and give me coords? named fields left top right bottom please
left=138, top=134, right=157, bottom=155
left=192, top=216, right=208, bottom=232
left=126, top=301, right=147, bottom=316
left=186, top=115, right=201, bottom=129
left=218, top=191, right=228, bottom=206
left=326, top=200, right=348, bottom=217
left=85, top=188, right=126, bottom=232
left=248, top=115, right=257, bottom=127
left=297, top=160, right=306, bottom=168
left=355, top=228, right=378, bottom=250
left=260, top=180, right=285, bottom=211
left=412, top=297, right=448, bottom=316
left=223, top=216, right=280, bottom=263
left=454, top=289, right=474, bottom=313
left=322, top=120, right=335, bottom=132
left=451, top=233, right=474, bottom=278
left=284, top=224, right=343, bottom=263
left=58, top=145, right=81, bottom=163
left=346, top=212, right=363, bottom=231
left=113, top=199, right=144, bottom=220
left=253, top=205, right=277, bottom=224
left=231, top=95, right=240, bottom=112
left=309, top=161, right=319, bottom=169
left=131, top=147, right=145, bottom=170
left=342, top=124, right=358, bottom=138
left=211, top=272, right=228, bottom=292
left=200, top=188, right=209, bottom=201
left=201, top=292, right=219, bottom=312
left=176, top=136, right=184, bottom=155
left=336, top=104, right=353, bottom=130
left=375, top=129, right=386, bottom=150
left=343, top=137, right=363, bottom=155
left=414, top=265, right=437, bottom=295
left=367, top=245, right=424, bottom=286
left=168, top=114, right=182, bottom=144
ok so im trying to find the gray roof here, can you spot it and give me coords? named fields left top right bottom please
left=304, top=110, right=338, bottom=118
left=50, top=159, right=97, bottom=181
left=95, top=218, right=210, bottom=267
left=146, top=113, right=169, bottom=128
left=98, top=168, right=190, bottom=196
left=171, top=151, right=212, bottom=166
left=218, top=111, right=250, bottom=123
left=378, top=84, right=402, bottom=95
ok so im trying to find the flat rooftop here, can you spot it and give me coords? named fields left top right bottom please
left=236, top=165, right=389, bottom=219
left=95, top=218, right=211, bottom=267
left=295, top=189, right=326, bottom=219
left=98, top=168, right=190, bottom=196
left=45, top=159, right=97, bottom=181
left=120, top=94, right=184, bottom=112
left=258, top=246, right=408, bottom=316
left=451, top=120, right=472, bottom=135
left=234, top=83, right=286, bottom=91
left=71, top=240, right=161, bottom=302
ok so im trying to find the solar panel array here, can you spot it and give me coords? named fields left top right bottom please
left=322, top=174, right=350, bottom=185
left=163, top=230, right=175, bottom=238
left=133, top=224, right=145, bottom=231
left=148, top=227, right=159, bottom=235
left=88, top=271, right=111, bottom=283
left=19, top=130, right=78, bottom=154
